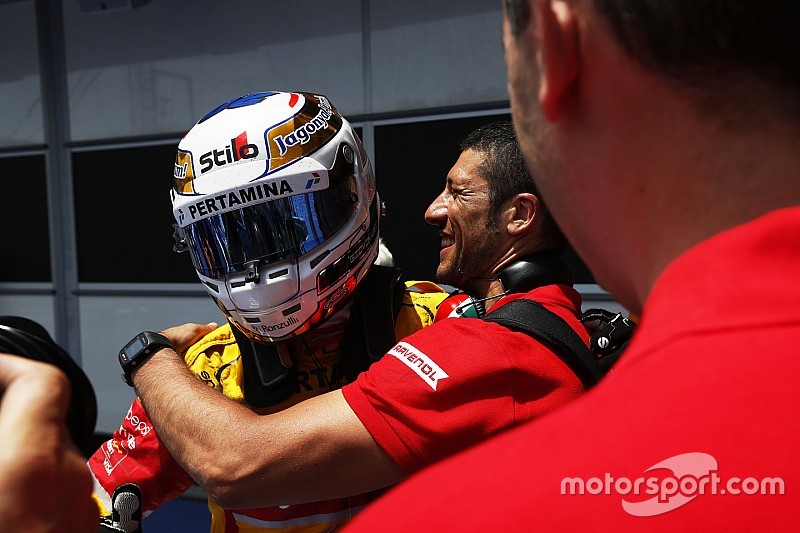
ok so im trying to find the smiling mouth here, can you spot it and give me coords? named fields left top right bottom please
left=440, top=235, right=455, bottom=249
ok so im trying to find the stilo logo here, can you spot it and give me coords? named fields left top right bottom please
left=560, top=452, right=785, bottom=516
left=199, top=131, right=259, bottom=173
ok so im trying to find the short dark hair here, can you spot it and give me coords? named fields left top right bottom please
left=594, top=1, right=800, bottom=117
left=504, top=0, right=800, bottom=122
left=502, top=0, right=530, bottom=36
left=460, top=121, right=566, bottom=251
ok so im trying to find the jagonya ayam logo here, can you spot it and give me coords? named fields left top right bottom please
left=265, top=94, right=342, bottom=174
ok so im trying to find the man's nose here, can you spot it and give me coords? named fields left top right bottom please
left=425, top=192, right=446, bottom=227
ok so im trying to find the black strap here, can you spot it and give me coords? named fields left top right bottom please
left=231, top=323, right=297, bottom=408
left=483, top=299, right=603, bottom=389
left=341, top=264, right=405, bottom=380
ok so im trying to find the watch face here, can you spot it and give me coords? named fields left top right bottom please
left=122, top=335, right=147, bottom=362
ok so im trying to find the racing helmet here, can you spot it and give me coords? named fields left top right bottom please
left=171, top=91, right=379, bottom=343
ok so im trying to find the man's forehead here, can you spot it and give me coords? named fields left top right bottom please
left=447, top=150, right=488, bottom=186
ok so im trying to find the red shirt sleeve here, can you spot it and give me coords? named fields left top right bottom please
left=342, top=290, right=585, bottom=473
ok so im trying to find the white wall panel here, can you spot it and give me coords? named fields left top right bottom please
left=0, top=293, right=55, bottom=335
left=79, top=293, right=226, bottom=432
left=370, top=0, right=506, bottom=113
left=64, top=0, right=364, bottom=141
left=0, top=1, right=44, bottom=146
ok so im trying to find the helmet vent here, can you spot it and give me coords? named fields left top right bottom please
left=243, top=316, right=262, bottom=324
left=283, top=303, right=302, bottom=316
left=310, top=250, right=331, bottom=269
left=268, top=268, right=289, bottom=279
left=230, top=281, right=246, bottom=288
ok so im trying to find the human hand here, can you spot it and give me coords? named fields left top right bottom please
left=0, top=353, right=97, bottom=532
left=160, top=322, right=218, bottom=355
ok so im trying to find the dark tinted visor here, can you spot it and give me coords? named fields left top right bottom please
left=184, top=175, right=357, bottom=279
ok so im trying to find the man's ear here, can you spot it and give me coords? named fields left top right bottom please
left=535, top=0, right=579, bottom=122
left=506, top=193, right=540, bottom=236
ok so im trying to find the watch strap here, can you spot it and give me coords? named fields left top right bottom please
left=119, top=331, right=173, bottom=387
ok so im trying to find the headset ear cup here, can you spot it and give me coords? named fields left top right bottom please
left=0, top=317, right=98, bottom=455
left=434, top=292, right=483, bottom=321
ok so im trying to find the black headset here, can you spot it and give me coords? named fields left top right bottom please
left=463, top=252, right=575, bottom=317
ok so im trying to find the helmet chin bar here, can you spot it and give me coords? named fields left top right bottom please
left=228, top=273, right=361, bottom=344
left=237, top=195, right=379, bottom=343
left=198, top=194, right=379, bottom=344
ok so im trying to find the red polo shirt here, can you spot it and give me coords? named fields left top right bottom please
left=346, top=207, right=800, bottom=531
left=342, top=284, right=588, bottom=473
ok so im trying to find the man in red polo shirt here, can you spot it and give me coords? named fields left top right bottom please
left=340, top=120, right=589, bottom=472
left=346, top=0, right=800, bottom=530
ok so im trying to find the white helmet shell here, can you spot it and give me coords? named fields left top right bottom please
left=171, top=92, right=379, bottom=342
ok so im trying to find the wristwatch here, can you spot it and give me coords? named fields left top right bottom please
left=118, top=331, right=173, bottom=387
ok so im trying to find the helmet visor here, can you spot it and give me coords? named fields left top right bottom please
left=183, top=175, right=358, bottom=279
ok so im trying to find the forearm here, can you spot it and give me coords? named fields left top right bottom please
left=130, top=347, right=258, bottom=497
left=131, top=345, right=404, bottom=508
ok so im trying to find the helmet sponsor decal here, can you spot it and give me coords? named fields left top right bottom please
left=172, top=169, right=330, bottom=226
left=198, top=131, right=259, bottom=174
left=183, top=178, right=294, bottom=223
left=305, top=175, right=321, bottom=189
left=323, top=283, right=350, bottom=312
left=265, top=94, right=342, bottom=174
left=175, top=131, right=260, bottom=191
left=173, top=149, right=196, bottom=193
left=309, top=275, right=359, bottom=330
left=250, top=315, right=299, bottom=337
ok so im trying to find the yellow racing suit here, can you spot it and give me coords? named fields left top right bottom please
left=89, top=279, right=449, bottom=532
